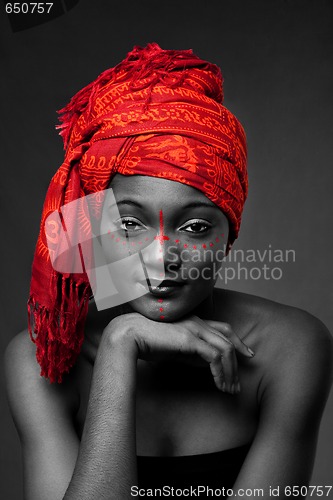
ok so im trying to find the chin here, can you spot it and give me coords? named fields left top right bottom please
left=127, top=296, right=199, bottom=323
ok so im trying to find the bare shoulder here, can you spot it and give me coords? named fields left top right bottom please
left=219, top=288, right=333, bottom=361
left=4, top=330, right=79, bottom=438
left=252, top=294, right=333, bottom=376
left=216, top=288, right=333, bottom=396
left=216, top=288, right=333, bottom=441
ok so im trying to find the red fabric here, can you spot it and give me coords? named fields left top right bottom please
left=28, top=43, right=248, bottom=383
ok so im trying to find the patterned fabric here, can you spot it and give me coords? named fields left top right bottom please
left=28, top=43, right=248, bottom=383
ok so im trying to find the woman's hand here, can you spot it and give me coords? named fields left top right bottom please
left=101, top=313, right=255, bottom=394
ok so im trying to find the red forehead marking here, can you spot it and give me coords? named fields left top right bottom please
left=154, top=210, right=169, bottom=245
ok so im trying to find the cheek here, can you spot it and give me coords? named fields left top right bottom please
left=99, top=234, right=133, bottom=267
left=100, top=229, right=156, bottom=263
left=172, top=231, right=227, bottom=250
left=175, top=231, right=227, bottom=275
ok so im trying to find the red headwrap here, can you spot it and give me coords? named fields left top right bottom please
left=28, top=43, right=248, bottom=382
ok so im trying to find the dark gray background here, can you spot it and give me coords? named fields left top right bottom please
left=1, top=1, right=332, bottom=498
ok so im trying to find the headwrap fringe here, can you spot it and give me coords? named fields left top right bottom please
left=28, top=274, right=90, bottom=383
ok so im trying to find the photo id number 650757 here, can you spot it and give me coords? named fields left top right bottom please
left=5, top=3, right=53, bottom=14
left=283, top=485, right=332, bottom=497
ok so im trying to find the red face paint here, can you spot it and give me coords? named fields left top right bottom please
left=154, top=210, right=169, bottom=245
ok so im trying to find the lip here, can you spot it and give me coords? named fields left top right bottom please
left=149, top=279, right=184, bottom=287
left=149, top=285, right=184, bottom=297
left=137, top=279, right=185, bottom=297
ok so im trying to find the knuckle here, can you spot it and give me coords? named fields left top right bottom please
left=211, top=349, right=221, bottom=363
left=212, top=365, right=224, bottom=379
left=223, top=323, right=232, bottom=335
left=223, top=342, right=235, bottom=355
left=180, top=319, right=193, bottom=331
left=188, top=319, right=198, bottom=331
left=180, top=329, right=193, bottom=346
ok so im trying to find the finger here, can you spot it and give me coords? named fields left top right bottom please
left=190, top=318, right=239, bottom=394
left=210, top=330, right=240, bottom=394
left=209, top=352, right=225, bottom=392
left=187, top=337, right=225, bottom=391
left=204, top=320, right=255, bottom=358
left=221, top=344, right=239, bottom=394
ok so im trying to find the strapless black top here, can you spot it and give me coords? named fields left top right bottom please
left=137, top=443, right=251, bottom=496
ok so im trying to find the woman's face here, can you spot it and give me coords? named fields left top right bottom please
left=99, top=174, right=229, bottom=321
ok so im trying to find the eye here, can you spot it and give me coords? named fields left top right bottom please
left=179, top=219, right=211, bottom=234
left=115, top=217, right=147, bottom=232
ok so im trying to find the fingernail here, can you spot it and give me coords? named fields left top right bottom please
left=237, top=381, right=241, bottom=393
left=247, top=347, right=255, bottom=357
left=231, top=383, right=235, bottom=394
left=222, top=382, right=226, bottom=392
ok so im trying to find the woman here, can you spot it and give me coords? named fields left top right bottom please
left=5, top=44, right=333, bottom=499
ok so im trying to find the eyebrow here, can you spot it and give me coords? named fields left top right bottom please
left=109, top=199, right=219, bottom=211
left=108, top=200, right=144, bottom=209
left=181, top=201, right=220, bottom=211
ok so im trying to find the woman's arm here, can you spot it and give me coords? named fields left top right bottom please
left=5, top=325, right=139, bottom=500
left=4, top=331, right=80, bottom=500
left=63, top=321, right=138, bottom=499
left=5, top=314, right=254, bottom=500
left=5, top=325, right=140, bottom=500
left=231, top=310, right=333, bottom=499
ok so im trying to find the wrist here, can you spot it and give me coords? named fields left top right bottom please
left=100, top=313, right=139, bottom=362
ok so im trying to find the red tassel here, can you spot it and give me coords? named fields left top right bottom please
left=28, top=277, right=90, bottom=383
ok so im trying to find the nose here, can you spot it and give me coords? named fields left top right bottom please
left=141, top=237, right=181, bottom=275
left=164, top=240, right=182, bottom=273
left=140, top=210, right=182, bottom=278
